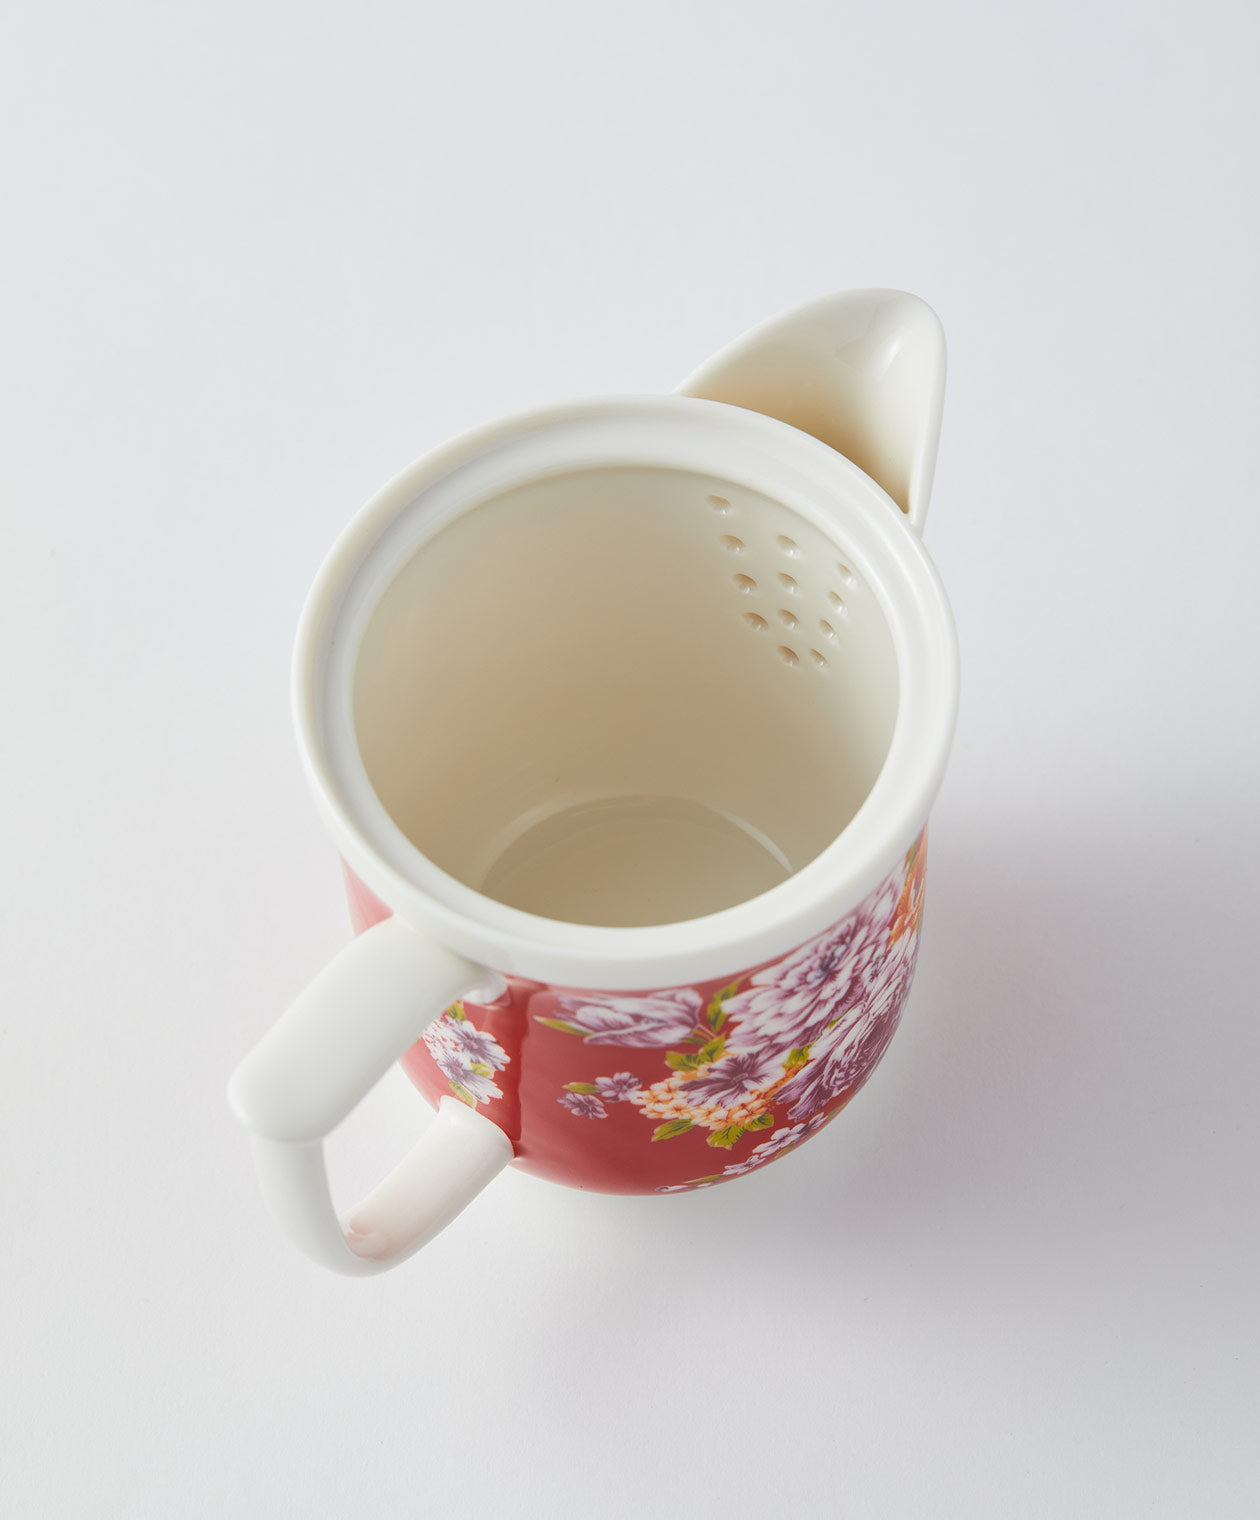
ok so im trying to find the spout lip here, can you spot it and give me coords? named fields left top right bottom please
left=677, top=288, right=947, bottom=531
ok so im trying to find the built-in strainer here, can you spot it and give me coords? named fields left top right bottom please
left=353, top=465, right=899, bottom=928
left=710, top=489, right=867, bottom=681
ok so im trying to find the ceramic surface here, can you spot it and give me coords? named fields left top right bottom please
left=349, top=834, right=926, bottom=1195
left=229, top=289, right=958, bottom=1274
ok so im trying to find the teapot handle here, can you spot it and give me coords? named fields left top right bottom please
left=228, top=917, right=513, bottom=1275
left=677, top=289, right=946, bottom=531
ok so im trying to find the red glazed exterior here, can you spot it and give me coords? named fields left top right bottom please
left=344, top=833, right=927, bottom=1195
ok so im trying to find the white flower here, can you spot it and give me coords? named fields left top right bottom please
left=717, top=1156, right=763, bottom=1177
left=747, top=1123, right=809, bottom=1162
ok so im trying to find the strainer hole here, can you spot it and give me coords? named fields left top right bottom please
left=777, top=573, right=800, bottom=594
left=835, top=561, right=856, bottom=584
left=777, top=608, right=799, bottom=629
left=707, top=495, right=733, bottom=513
left=819, top=618, right=837, bottom=641
left=777, top=646, right=800, bottom=667
left=733, top=573, right=758, bottom=593
left=743, top=612, right=769, bottom=631
left=827, top=590, right=848, bottom=614
left=809, top=649, right=828, bottom=668
left=776, top=534, right=800, bottom=556
left=720, top=534, right=746, bottom=553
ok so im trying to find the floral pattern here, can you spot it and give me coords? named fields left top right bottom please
left=656, top=1112, right=833, bottom=1190
left=422, top=1003, right=511, bottom=1107
left=540, top=989, right=704, bottom=1046
left=546, top=834, right=928, bottom=1191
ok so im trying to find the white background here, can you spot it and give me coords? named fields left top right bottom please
left=4, top=2, right=1258, bottom=1515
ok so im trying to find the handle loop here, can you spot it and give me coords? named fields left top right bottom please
left=229, top=917, right=514, bottom=1275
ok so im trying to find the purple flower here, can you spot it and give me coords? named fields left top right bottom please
left=724, top=874, right=900, bottom=1051
left=444, top=1019, right=508, bottom=1068
left=676, top=1049, right=784, bottom=1107
left=422, top=1009, right=511, bottom=1106
left=595, top=1072, right=643, bottom=1102
left=557, top=1091, right=608, bottom=1119
left=552, top=989, right=703, bottom=1047
left=777, top=934, right=918, bottom=1120
left=433, top=1048, right=504, bottom=1104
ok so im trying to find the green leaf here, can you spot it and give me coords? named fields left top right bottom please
left=652, top=1119, right=695, bottom=1141
left=708, top=1123, right=746, bottom=1149
left=537, top=1017, right=589, bottom=1036
left=564, top=1081, right=600, bottom=1094
left=744, top=1112, right=774, bottom=1131
left=666, top=1051, right=703, bottom=1071
left=784, top=1045, right=812, bottom=1070
left=698, top=1036, right=725, bottom=1064
left=705, top=980, right=743, bottom=1031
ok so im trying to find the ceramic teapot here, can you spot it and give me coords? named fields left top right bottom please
left=229, top=290, right=957, bottom=1274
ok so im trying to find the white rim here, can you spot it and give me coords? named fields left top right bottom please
left=294, top=396, right=959, bottom=988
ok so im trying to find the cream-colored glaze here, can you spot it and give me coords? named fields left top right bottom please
left=679, top=289, right=945, bottom=528
left=354, top=465, right=899, bottom=927
left=231, top=290, right=957, bottom=1275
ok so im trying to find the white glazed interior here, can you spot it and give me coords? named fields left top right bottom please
left=296, top=398, right=958, bottom=986
left=354, top=463, right=899, bottom=928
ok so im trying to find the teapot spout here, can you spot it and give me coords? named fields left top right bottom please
left=678, top=289, right=946, bottom=531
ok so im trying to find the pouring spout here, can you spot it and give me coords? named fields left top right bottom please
left=678, top=289, right=946, bottom=531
